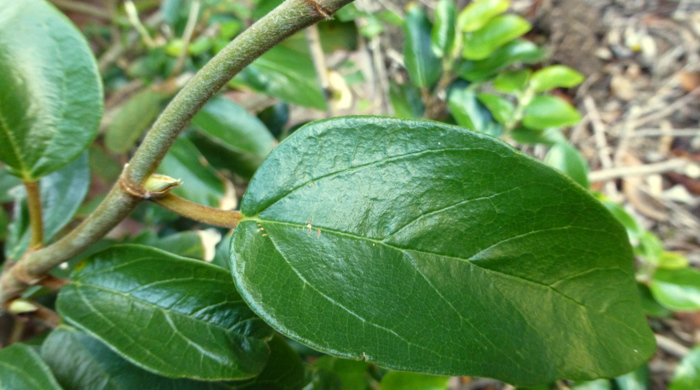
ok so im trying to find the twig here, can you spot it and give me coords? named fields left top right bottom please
left=629, top=128, right=700, bottom=137
left=584, top=96, right=620, bottom=198
left=0, top=0, right=356, bottom=308
left=151, top=193, right=242, bottom=229
left=124, top=0, right=157, bottom=48
left=589, top=159, right=690, bottom=182
left=305, top=24, right=334, bottom=117
left=23, top=181, right=43, bottom=250
left=631, top=85, right=700, bottom=129
left=50, top=0, right=113, bottom=21
left=173, top=0, right=201, bottom=76
left=655, top=334, right=690, bottom=358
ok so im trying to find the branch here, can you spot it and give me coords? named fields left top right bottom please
left=0, top=0, right=356, bottom=308
left=23, top=181, right=43, bottom=250
left=152, top=193, right=242, bottom=229
left=588, top=158, right=691, bottom=182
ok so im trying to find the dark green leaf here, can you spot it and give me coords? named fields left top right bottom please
left=530, top=65, right=585, bottom=92
left=431, top=0, right=457, bottom=58
left=252, top=0, right=284, bottom=19
left=523, top=96, right=582, bottom=130
left=233, top=45, right=326, bottom=110
left=158, top=138, right=226, bottom=208
left=600, top=199, right=642, bottom=240
left=41, top=326, right=228, bottom=390
left=494, top=69, right=532, bottom=93
left=544, top=142, right=590, bottom=189
left=57, top=245, right=273, bottom=380
left=0, top=166, right=22, bottom=203
left=304, top=368, right=342, bottom=390
left=105, top=90, right=164, bottom=154
left=314, top=356, right=369, bottom=390
left=381, top=372, right=449, bottom=390
left=650, top=268, right=700, bottom=311
left=132, top=230, right=209, bottom=260
left=462, top=15, right=532, bottom=60
left=191, top=97, right=275, bottom=178
left=457, top=40, right=545, bottom=82
left=669, top=346, right=700, bottom=390
left=258, top=102, right=290, bottom=140
left=232, top=335, right=306, bottom=390
left=448, top=86, right=501, bottom=136
left=89, top=146, right=122, bottom=183
left=0, top=0, right=102, bottom=180
left=477, top=93, right=515, bottom=124
left=0, top=207, right=7, bottom=241
left=404, top=5, right=442, bottom=88
left=457, top=0, right=510, bottom=32
left=0, top=344, right=61, bottom=389
left=231, top=117, right=655, bottom=386
left=614, top=364, right=649, bottom=390
left=318, top=19, right=358, bottom=52
left=5, top=153, right=90, bottom=260
left=390, top=82, right=425, bottom=119
left=510, top=127, right=565, bottom=146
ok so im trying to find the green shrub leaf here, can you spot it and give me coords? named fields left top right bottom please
left=0, top=0, right=102, bottom=180
left=191, top=97, right=275, bottom=178
left=462, top=15, right=531, bottom=60
left=458, top=40, right=545, bottom=81
left=669, top=346, right=700, bottom=390
left=530, top=65, right=585, bottom=92
left=57, top=245, right=273, bottom=381
left=105, top=90, right=165, bottom=154
left=477, top=93, right=515, bottom=124
left=0, top=344, right=61, bottom=389
left=231, top=117, right=655, bottom=386
left=431, top=0, right=457, bottom=58
left=381, top=372, right=450, bottom=390
left=544, top=142, right=590, bottom=189
left=448, top=86, right=501, bottom=136
left=404, top=5, right=442, bottom=88
left=458, top=0, right=510, bottom=32
left=650, top=268, right=700, bottom=311
left=390, top=82, right=425, bottom=119
left=494, top=69, right=532, bottom=93
left=523, top=96, right=582, bottom=129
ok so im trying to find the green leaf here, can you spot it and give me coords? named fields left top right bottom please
left=431, top=0, right=457, bottom=58
left=231, top=117, right=655, bottom=386
left=600, top=199, right=642, bottom=240
left=252, top=0, right=284, bottom=19
left=5, top=153, right=90, bottom=260
left=494, top=69, right=532, bottom=93
left=305, top=367, right=342, bottom=390
left=637, top=283, right=671, bottom=318
left=544, top=142, right=590, bottom=189
left=572, top=380, right=612, bottom=390
left=0, top=344, right=62, bottom=389
left=636, top=231, right=663, bottom=265
left=258, top=102, right=290, bottom=140
left=233, top=45, right=326, bottom=110
left=315, top=357, right=369, bottom=390
left=457, top=0, right=510, bottom=32
left=404, top=5, right=442, bottom=88
left=105, top=90, right=165, bottom=154
left=658, top=251, right=689, bottom=270
left=510, top=127, right=565, bottom=146
left=41, top=326, right=228, bottom=390
left=158, top=138, right=226, bottom=208
left=523, top=96, right=582, bottom=130
left=462, top=15, right=532, bottom=60
left=390, top=82, right=425, bottom=119
left=0, top=166, right=22, bottom=203
left=191, top=97, right=275, bottom=178
left=477, top=93, right=515, bottom=124
left=614, top=364, right=649, bottom=390
left=530, top=65, right=585, bottom=92
left=131, top=230, right=211, bottom=260
left=669, top=346, right=700, bottom=390
left=448, top=86, right=501, bottom=136
left=57, top=245, right=273, bottom=380
left=650, top=268, right=700, bottom=311
left=381, top=372, right=450, bottom=390
left=232, top=335, right=306, bottom=390
left=0, top=0, right=103, bottom=180
left=457, top=40, right=545, bottom=81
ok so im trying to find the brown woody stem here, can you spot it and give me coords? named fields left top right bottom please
left=23, top=181, right=43, bottom=250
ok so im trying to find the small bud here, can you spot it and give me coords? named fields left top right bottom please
left=8, top=299, right=38, bottom=314
left=144, top=174, right=182, bottom=196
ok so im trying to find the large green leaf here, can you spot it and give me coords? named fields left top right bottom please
left=5, top=153, right=90, bottom=260
left=462, top=15, right=531, bottom=60
left=0, top=344, right=62, bottom=389
left=41, top=326, right=228, bottom=390
left=650, top=268, right=700, bottom=311
left=0, top=0, right=102, bottom=180
left=404, top=5, right=442, bottom=88
left=233, top=45, right=326, bottom=110
left=191, top=97, right=275, bottom=178
left=669, top=346, right=700, bottom=390
left=231, top=117, right=655, bottom=386
left=380, top=372, right=449, bottom=390
left=57, top=245, right=273, bottom=380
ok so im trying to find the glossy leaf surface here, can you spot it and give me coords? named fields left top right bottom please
left=381, top=372, right=450, bottom=390
left=0, top=344, right=61, bottom=389
left=5, top=153, right=90, bottom=260
left=232, top=117, right=655, bottom=386
left=431, top=0, right=456, bottom=58
left=669, top=346, right=700, bottom=390
left=650, top=268, right=700, bottom=311
left=192, top=97, right=275, bottom=178
left=404, top=6, right=442, bottom=88
left=57, top=245, right=273, bottom=380
left=42, top=326, right=228, bottom=390
left=523, top=96, right=582, bottom=130
left=462, top=15, right=531, bottom=60
left=0, top=0, right=102, bottom=180
left=530, top=65, right=585, bottom=92
left=458, top=0, right=510, bottom=32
